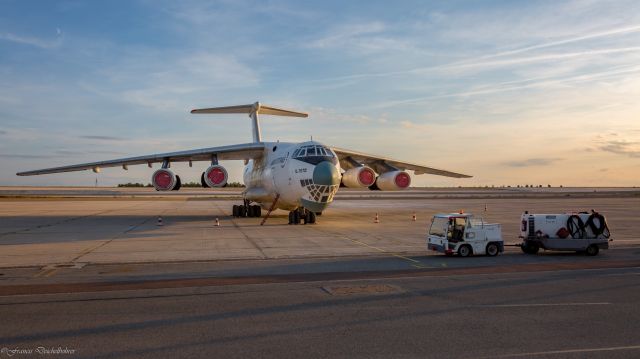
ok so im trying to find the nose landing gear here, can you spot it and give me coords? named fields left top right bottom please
left=289, top=207, right=316, bottom=225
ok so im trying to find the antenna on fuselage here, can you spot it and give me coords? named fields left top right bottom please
left=190, top=101, right=309, bottom=143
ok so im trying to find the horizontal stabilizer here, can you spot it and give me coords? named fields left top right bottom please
left=191, top=102, right=308, bottom=117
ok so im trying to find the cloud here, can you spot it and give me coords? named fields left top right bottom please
left=471, top=24, right=640, bottom=60
left=371, top=64, right=640, bottom=109
left=440, top=47, right=640, bottom=73
left=305, top=21, right=386, bottom=49
left=89, top=51, right=260, bottom=111
left=503, top=158, right=563, bottom=167
left=599, top=140, right=640, bottom=158
left=0, top=31, right=63, bottom=49
left=0, top=154, right=57, bottom=159
left=78, top=135, right=127, bottom=141
left=0, top=130, right=7, bottom=135
left=55, top=149, right=126, bottom=156
left=313, top=23, right=640, bottom=83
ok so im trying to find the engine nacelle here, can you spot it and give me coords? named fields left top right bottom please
left=341, top=166, right=377, bottom=188
left=372, top=171, right=411, bottom=191
left=152, top=169, right=178, bottom=191
left=203, top=165, right=228, bottom=187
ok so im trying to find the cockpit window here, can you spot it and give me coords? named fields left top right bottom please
left=292, top=145, right=337, bottom=165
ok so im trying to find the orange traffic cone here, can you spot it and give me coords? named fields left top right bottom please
left=215, top=218, right=220, bottom=227
left=374, top=213, right=379, bottom=224
left=412, top=212, right=417, bottom=221
left=157, top=216, right=163, bottom=226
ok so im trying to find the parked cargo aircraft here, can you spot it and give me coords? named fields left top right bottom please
left=17, top=102, right=471, bottom=224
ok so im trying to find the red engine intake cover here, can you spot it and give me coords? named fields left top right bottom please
left=358, top=167, right=376, bottom=187
left=204, top=165, right=228, bottom=187
left=152, top=169, right=176, bottom=191
left=394, top=171, right=411, bottom=188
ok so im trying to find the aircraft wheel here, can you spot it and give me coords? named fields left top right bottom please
left=309, top=211, right=317, bottom=224
left=239, top=205, right=246, bottom=218
left=293, top=210, right=300, bottom=225
left=315, top=212, right=322, bottom=216
left=253, top=205, right=261, bottom=217
left=288, top=211, right=294, bottom=225
left=586, top=245, right=599, bottom=256
left=232, top=205, right=238, bottom=217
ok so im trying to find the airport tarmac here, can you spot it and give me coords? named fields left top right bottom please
left=0, top=192, right=639, bottom=269
left=1, top=189, right=639, bottom=357
left=1, top=265, right=640, bottom=358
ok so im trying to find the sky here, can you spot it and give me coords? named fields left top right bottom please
left=0, top=0, right=639, bottom=187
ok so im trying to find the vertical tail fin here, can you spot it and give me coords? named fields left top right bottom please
left=190, top=102, right=308, bottom=143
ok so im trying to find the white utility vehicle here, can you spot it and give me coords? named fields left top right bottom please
left=519, top=211, right=610, bottom=256
left=427, top=213, right=503, bottom=257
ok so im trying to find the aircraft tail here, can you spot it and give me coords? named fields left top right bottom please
left=191, top=102, right=308, bottom=143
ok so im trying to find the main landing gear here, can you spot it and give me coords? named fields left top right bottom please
left=289, top=207, right=316, bottom=225
left=232, top=200, right=262, bottom=218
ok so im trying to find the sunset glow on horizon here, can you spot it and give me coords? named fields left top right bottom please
left=0, top=1, right=638, bottom=187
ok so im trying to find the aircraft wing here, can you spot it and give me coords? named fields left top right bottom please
left=331, top=147, right=472, bottom=178
left=16, top=143, right=265, bottom=176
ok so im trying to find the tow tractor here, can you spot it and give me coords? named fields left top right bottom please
left=519, top=211, right=611, bottom=256
left=427, top=213, right=503, bottom=257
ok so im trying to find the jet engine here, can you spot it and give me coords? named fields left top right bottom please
left=370, top=170, right=411, bottom=191
left=202, top=165, right=228, bottom=188
left=152, top=169, right=181, bottom=191
left=341, top=166, right=377, bottom=188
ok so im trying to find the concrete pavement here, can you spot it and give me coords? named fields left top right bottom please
left=1, top=266, right=639, bottom=358
left=1, top=196, right=638, bottom=268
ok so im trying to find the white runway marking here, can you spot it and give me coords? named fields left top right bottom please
left=490, top=344, right=640, bottom=357
left=476, top=302, right=611, bottom=308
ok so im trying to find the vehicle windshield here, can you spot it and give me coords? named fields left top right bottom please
left=429, top=217, right=449, bottom=237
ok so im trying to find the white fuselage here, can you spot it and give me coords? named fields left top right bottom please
left=242, top=141, right=342, bottom=212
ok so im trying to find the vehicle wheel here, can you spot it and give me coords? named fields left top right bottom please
left=586, top=245, right=599, bottom=256
left=522, top=242, right=538, bottom=254
left=458, top=245, right=472, bottom=257
left=486, top=243, right=499, bottom=257
left=309, top=211, right=317, bottom=224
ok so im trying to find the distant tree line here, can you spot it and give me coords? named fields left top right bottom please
left=457, top=184, right=564, bottom=188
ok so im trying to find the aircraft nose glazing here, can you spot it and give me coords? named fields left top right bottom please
left=313, top=161, right=340, bottom=186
